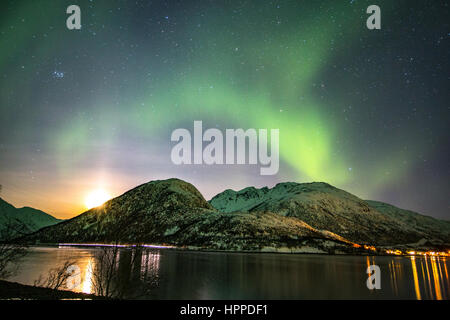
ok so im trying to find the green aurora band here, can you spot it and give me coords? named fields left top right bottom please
left=0, top=0, right=423, bottom=203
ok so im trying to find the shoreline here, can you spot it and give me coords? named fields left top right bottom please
left=0, top=280, right=101, bottom=300
left=26, top=243, right=449, bottom=257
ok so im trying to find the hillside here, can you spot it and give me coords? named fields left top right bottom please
left=24, top=179, right=450, bottom=252
left=0, top=198, right=62, bottom=239
left=209, top=182, right=450, bottom=246
left=25, top=179, right=356, bottom=252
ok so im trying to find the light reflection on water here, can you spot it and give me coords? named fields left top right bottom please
left=7, top=246, right=450, bottom=299
left=81, top=258, right=94, bottom=294
left=396, top=255, right=448, bottom=300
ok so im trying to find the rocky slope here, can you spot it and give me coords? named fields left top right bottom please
left=24, top=179, right=449, bottom=252
left=0, top=197, right=62, bottom=239
left=365, top=200, right=450, bottom=248
left=210, top=182, right=450, bottom=247
left=25, top=179, right=355, bottom=252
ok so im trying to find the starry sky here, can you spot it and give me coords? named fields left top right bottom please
left=0, top=0, right=449, bottom=220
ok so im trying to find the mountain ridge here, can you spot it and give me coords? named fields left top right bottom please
left=209, top=182, right=450, bottom=246
left=22, top=178, right=450, bottom=253
left=0, top=197, right=62, bottom=239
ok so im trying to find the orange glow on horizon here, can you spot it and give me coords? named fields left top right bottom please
left=84, top=189, right=111, bottom=209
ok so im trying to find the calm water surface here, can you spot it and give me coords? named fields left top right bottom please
left=8, top=246, right=450, bottom=299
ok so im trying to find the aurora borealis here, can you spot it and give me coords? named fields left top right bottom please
left=0, top=0, right=448, bottom=219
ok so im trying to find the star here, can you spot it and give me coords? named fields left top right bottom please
left=52, top=71, right=64, bottom=79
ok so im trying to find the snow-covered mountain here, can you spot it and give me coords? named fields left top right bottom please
left=24, top=179, right=450, bottom=252
left=209, top=182, right=450, bottom=247
left=25, top=179, right=355, bottom=252
left=0, top=197, right=62, bottom=239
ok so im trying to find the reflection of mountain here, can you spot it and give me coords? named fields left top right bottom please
left=83, top=248, right=450, bottom=299
left=86, top=247, right=161, bottom=298
left=0, top=197, right=62, bottom=239
left=25, top=179, right=449, bottom=252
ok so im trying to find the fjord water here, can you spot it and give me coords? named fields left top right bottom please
left=9, top=246, right=449, bottom=299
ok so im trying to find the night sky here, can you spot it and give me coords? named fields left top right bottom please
left=0, top=0, right=448, bottom=220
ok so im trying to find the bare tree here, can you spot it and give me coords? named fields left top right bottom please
left=90, top=244, right=121, bottom=298
left=0, top=184, right=29, bottom=279
left=89, top=241, right=149, bottom=299
left=0, top=219, right=28, bottom=279
left=87, top=217, right=141, bottom=298
left=33, top=260, right=77, bottom=290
